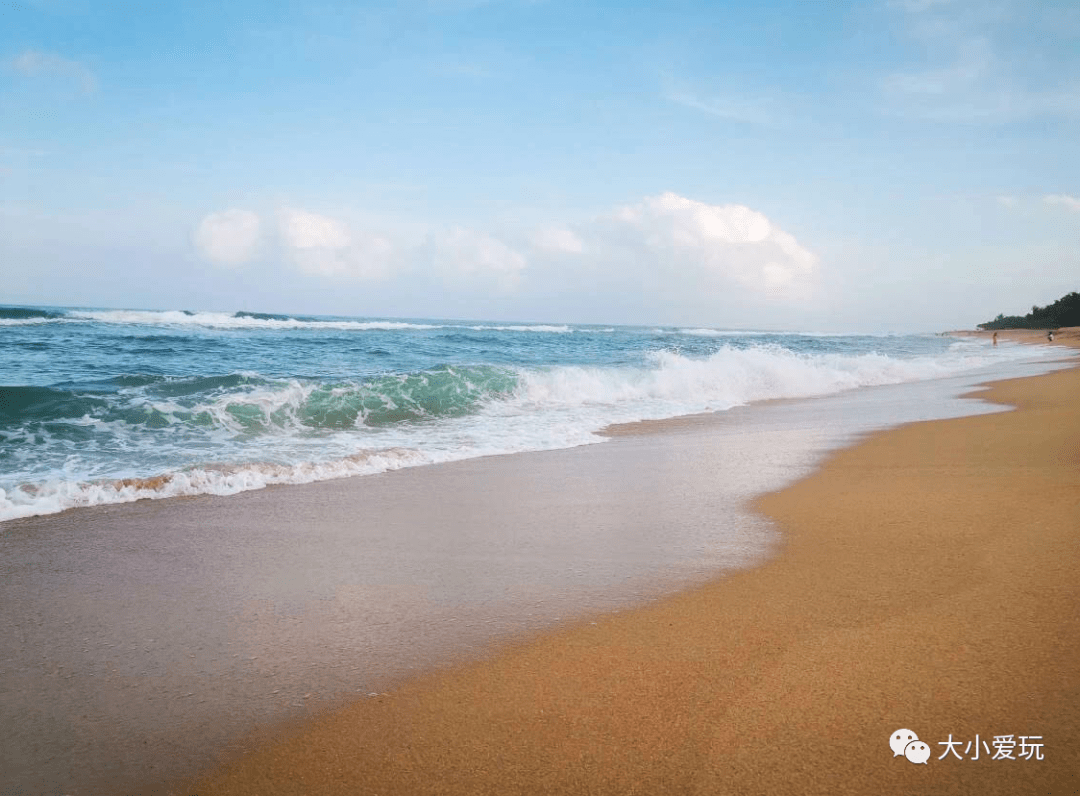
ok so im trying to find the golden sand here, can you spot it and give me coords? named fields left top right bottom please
left=169, top=364, right=1080, bottom=795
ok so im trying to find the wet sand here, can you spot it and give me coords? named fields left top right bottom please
left=951, top=324, right=1080, bottom=348
left=159, top=362, right=1080, bottom=794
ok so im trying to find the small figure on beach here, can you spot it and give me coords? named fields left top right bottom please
left=1048, top=330, right=1055, bottom=342
left=992, top=332, right=998, bottom=346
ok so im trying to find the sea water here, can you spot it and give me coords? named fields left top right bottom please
left=0, top=304, right=1066, bottom=522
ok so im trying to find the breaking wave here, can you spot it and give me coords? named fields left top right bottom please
left=1, top=338, right=1053, bottom=522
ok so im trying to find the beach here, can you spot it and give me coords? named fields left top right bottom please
left=952, top=326, right=1080, bottom=348
left=151, top=358, right=1078, bottom=794
left=1, top=335, right=1076, bottom=795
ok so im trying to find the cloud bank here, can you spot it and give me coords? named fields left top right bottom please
left=609, top=193, right=817, bottom=294
left=193, top=210, right=262, bottom=266
left=1044, top=194, right=1080, bottom=213
left=192, top=193, right=817, bottom=323
left=279, top=208, right=393, bottom=279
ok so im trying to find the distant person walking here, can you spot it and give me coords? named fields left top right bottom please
left=993, top=332, right=998, bottom=346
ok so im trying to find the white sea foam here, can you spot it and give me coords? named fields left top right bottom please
left=56, top=310, right=589, bottom=333
left=468, top=324, right=574, bottom=333
left=674, top=328, right=901, bottom=338
left=0, top=316, right=82, bottom=326
left=676, top=328, right=764, bottom=337
left=503, top=343, right=1003, bottom=420
left=0, top=449, right=435, bottom=521
left=67, top=310, right=442, bottom=331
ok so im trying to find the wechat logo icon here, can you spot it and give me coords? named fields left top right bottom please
left=890, top=728, right=930, bottom=764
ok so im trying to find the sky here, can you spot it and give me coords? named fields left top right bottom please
left=1, top=0, right=1078, bottom=332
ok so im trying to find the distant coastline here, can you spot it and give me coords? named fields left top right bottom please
left=949, top=326, right=1080, bottom=347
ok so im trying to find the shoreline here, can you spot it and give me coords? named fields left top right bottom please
left=164, top=363, right=1080, bottom=793
left=948, top=325, right=1080, bottom=348
left=2, top=353, right=1075, bottom=795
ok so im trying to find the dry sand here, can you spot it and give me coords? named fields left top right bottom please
left=165, top=363, right=1080, bottom=795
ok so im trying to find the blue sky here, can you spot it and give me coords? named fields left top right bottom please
left=2, top=0, right=1078, bottom=330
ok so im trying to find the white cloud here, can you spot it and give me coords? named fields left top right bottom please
left=278, top=208, right=393, bottom=279
left=429, top=228, right=527, bottom=289
left=531, top=227, right=584, bottom=254
left=280, top=207, right=351, bottom=250
left=193, top=209, right=262, bottom=266
left=609, top=192, right=817, bottom=295
left=996, top=195, right=1017, bottom=208
left=190, top=194, right=815, bottom=323
left=1044, top=194, right=1080, bottom=212
left=11, top=49, right=97, bottom=94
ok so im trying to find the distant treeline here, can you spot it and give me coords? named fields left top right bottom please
left=978, top=291, right=1080, bottom=330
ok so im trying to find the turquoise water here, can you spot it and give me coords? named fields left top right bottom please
left=0, top=305, right=1054, bottom=521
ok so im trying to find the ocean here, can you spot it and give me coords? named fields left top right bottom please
left=0, top=304, right=1064, bottom=523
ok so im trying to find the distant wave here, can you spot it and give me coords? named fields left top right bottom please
left=66, top=309, right=445, bottom=331
left=673, top=328, right=895, bottom=338
left=676, top=328, right=763, bottom=337
left=0, top=307, right=67, bottom=325
left=233, top=311, right=295, bottom=321
left=0, top=307, right=63, bottom=319
left=0, top=318, right=65, bottom=327
left=467, top=324, right=573, bottom=333
left=2, top=306, right=593, bottom=333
